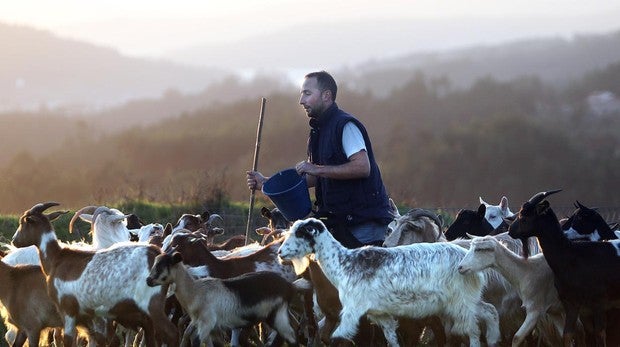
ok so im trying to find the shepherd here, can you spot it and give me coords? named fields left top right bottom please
left=246, top=71, right=392, bottom=248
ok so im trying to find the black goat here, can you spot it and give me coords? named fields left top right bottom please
left=508, top=190, right=620, bottom=347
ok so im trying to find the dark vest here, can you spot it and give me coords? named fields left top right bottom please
left=308, top=103, right=392, bottom=226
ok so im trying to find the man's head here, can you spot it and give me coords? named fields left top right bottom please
left=299, top=71, right=337, bottom=118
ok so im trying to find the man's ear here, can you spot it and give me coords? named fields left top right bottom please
left=322, top=89, right=332, bottom=102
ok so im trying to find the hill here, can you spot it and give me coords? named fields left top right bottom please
left=340, top=30, right=620, bottom=96
left=0, top=22, right=227, bottom=111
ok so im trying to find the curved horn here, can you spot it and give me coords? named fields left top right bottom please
left=207, top=213, right=223, bottom=225
left=405, top=208, right=443, bottom=229
left=69, top=206, right=97, bottom=234
left=527, top=189, right=562, bottom=206
left=30, top=202, right=60, bottom=215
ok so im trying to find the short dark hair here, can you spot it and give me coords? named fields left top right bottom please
left=305, top=71, right=337, bottom=101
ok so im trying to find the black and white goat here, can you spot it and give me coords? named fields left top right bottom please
left=479, top=196, right=515, bottom=233
left=146, top=251, right=303, bottom=346
left=11, top=202, right=177, bottom=347
left=508, top=190, right=620, bottom=347
left=562, top=201, right=618, bottom=241
left=278, top=218, right=499, bottom=347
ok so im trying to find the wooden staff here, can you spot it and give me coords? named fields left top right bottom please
left=245, top=97, right=267, bottom=245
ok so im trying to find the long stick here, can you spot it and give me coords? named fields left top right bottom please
left=245, top=97, right=267, bottom=245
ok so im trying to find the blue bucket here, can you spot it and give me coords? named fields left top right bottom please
left=262, top=168, right=312, bottom=222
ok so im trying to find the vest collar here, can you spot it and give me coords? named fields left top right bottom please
left=309, top=102, right=339, bottom=129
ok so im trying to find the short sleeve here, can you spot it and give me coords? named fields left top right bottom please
left=342, top=122, right=366, bottom=158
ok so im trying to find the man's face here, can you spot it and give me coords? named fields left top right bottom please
left=299, top=77, right=328, bottom=118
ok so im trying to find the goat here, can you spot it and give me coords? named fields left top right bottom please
left=146, top=251, right=303, bottom=346
left=383, top=208, right=444, bottom=247
left=0, top=257, right=70, bottom=347
left=172, top=210, right=223, bottom=238
left=480, top=196, right=515, bottom=232
left=562, top=201, right=618, bottom=241
left=386, top=205, right=533, bottom=346
left=458, top=235, right=565, bottom=346
left=11, top=202, right=177, bottom=347
left=256, top=206, right=289, bottom=245
left=164, top=231, right=300, bottom=344
left=3, top=205, right=153, bottom=346
left=444, top=204, right=496, bottom=241
left=165, top=231, right=296, bottom=282
left=69, top=205, right=167, bottom=346
left=508, top=190, right=620, bottom=346
left=278, top=218, right=500, bottom=347
left=206, top=234, right=247, bottom=252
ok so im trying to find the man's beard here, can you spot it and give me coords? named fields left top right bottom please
left=307, top=105, right=324, bottom=118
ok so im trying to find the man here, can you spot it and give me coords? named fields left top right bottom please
left=247, top=71, right=392, bottom=248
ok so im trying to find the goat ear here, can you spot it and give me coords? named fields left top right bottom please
left=47, top=210, right=69, bottom=222
left=479, top=197, right=489, bottom=206
left=500, top=196, right=509, bottom=211
left=261, top=207, right=271, bottom=218
left=79, top=214, right=94, bottom=223
left=535, top=201, right=551, bottom=215
left=200, top=209, right=210, bottom=220
left=171, top=252, right=183, bottom=264
left=212, top=227, right=225, bottom=235
left=164, top=223, right=173, bottom=236
left=477, top=204, right=486, bottom=216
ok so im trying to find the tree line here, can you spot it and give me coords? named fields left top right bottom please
left=0, top=62, right=619, bottom=214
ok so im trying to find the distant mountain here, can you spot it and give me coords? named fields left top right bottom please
left=0, top=22, right=228, bottom=111
left=339, top=30, right=620, bottom=96
left=166, top=16, right=620, bottom=97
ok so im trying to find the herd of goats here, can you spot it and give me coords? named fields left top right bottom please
left=1, top=189, right=619, bottom=347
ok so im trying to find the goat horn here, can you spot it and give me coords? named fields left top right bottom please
left=30, top=202, right=60, bottom=215
left=69, top=206, right=97, bottom=234
left=527, top=189, right=562, bottom=206
left=405, top=208, right=443, bottom=229
left=576, top=200, right=598, bottom=211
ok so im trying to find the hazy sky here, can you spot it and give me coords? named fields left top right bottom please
left=2, top=0, right=619, bottom=58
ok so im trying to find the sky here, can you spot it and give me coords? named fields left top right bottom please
left=2, top=0, right=620, bottom=59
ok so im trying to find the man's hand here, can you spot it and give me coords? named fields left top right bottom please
left=246, top=171, right=267, bottom=190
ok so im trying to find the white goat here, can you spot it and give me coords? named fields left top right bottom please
left=278, top=218, right=499, bottom=347
left=458, top=235, right=564, bottom=346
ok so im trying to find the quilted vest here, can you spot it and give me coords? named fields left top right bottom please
left=308, top=103, right=392, bottom=226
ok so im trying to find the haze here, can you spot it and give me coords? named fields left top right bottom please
left=2, top=0, right=619, bottom=67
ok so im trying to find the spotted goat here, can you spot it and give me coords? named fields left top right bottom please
left=278, top=218, right=500, bottom=347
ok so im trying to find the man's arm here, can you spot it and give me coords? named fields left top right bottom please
left=296, top=150, right=370, bottom=182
